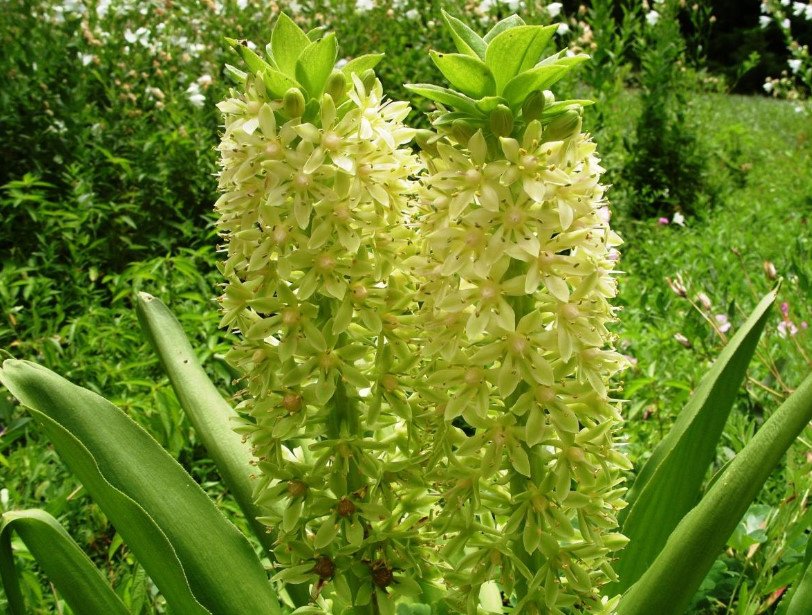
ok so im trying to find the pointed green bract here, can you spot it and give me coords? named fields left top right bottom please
left=503, top=64, right=571, bottom=109
left=430, top=51, right=495, bottom=98
left=617, top=373, right=812, bottom=615
left=483, top=14, right=525, bottom=43
left=485, top=25, right=557, bottom=94
left=262, top=67, right=299, bottom=99
left=228, top=39, right=273, bottom=76
left=341, top=53, right=385, bottom=77
left=441, top=10, right=486, bottom=59
left=0, top=510, right=129, bottom=615
left=404, top=83, right=480, bottom=116
left=612, top=290, right=775, bottom=594
left=295, top=32, right=338, bottom=97
left=270, top=12, right=311, bottom=77
left=0, top=360, right=282, bottom=615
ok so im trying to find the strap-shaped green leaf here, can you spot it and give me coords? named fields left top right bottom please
left=430, top=51, right=495, bottom=98
left=0, top=360, right=282, bottom=615
left=135, top=293, right=273, bottom=553
left=296, top=33, right=338, bottom=98
left=485, top=25, right=557, bottom=94
left=270, top=12, right=311, bottom=77
left=441, top=10, right=486, bottom=59
left=617, top=372, right=812, bottom=615
left=483, top=14, right=525, bottom=43
left=404, top=83, right=481, bottom=117
left=611, top=290, right=775, bottom=594
left=778, top=537, right=812, bottom=615
left=0, top=509, right=129, bottom=615
left=341, top=53, right=384, bottom=78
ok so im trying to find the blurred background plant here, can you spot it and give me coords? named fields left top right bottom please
left=1, top=0, right=810, bottom=613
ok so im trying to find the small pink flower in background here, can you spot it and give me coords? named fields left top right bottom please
left=696, top=292, right=712, bottom=311
left=624, top=354, right=638, bottom=367
left=674, top=333, right=692, bottom=348
left=667, top=275, right=687, bottom=297
left=778, top=320, right=799, bottom=338
left=658, top=217, right=669, bottom=225
left=715, top=314, right=731, bottom=333
left=781, top=302, right=790, bottom=318
left=802, top=321, right=809, bottom=330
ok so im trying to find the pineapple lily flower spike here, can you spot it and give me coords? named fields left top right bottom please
left=405, top=11, right=630, bottom=614
left=216, top=14, right=430, bottom=613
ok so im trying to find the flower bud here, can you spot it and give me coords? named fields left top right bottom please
left=522, top=90, right=546, bottom=122
left=763, top=260, right=777, bottom=280
left=489, top=104, right=514, bottom=137
left=543, top=108, right=581, bottom=142
left=360, top=68, right=377, bottom=92
left=283, top=87, right=305, bottom=118
left=695, top=292, right=712, bottom=311
left=415, top=128, right=440, bottom=157
left=450, top=119, right=476, bottom=145
left=325, top=70, right=347, bottom=101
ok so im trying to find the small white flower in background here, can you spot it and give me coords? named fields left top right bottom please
left=546, top=2, right=563, bottom=17
left=96, top=0, right=111, bottom=18
left=355, top=0, right=375, bottom=12
left=696, top=292, right=713, bottom=311
left=760, top=1, right=769, bottom=12
left=197, top=74, right=213, bottom=87
left=245, top=40, right=257, bottom=51
left=788, top=58, right=802, bottom=73
left=78, top=53, right=94, bottom=66
left=0, top=488, right=8, bottom=510
left=781, top=0, right=791, bottom=6
left=236, top=0, right=248, bottom=9
left=672, top=211, right=685, bottom=226
left=778, top=320, right=799, bottom=337
left=405, top=8, right=419, bottom=19
left=597, top=206, right=611, bottom=224
left=781, top=17, right=791, bottom=29
left=556, top=22, right=569, bottom=34
left=186, top=82, right=205, bottom=108
left=335, top=57, right=349, bottom=68
left=646, top=10, right=660, bottom=26
left=763, top=80, right=774, bottom=93
left=715, top=314, right=732, bottom=334
left=759, top=15, right=771, bottom=28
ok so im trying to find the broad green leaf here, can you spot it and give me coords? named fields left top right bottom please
left=270, top=13, right=311, bottom=77
left=611, top=290, right=775, bottom=594
left=135, top=293, right=273, bottom=554
left=0, top=360, right=282, bottom=615
left=485, top=25, right=557, bottom=94
left=617, top=372, right=812, bottom=615
left=341, top=53, right=384, bottom=78
left=483, top=14, right=525, bottom=43
left=296, top=33, right=338, bottom=98
left=441, top=10, right=486, bottom=59
left=503, top=57, right=589, bottom=108
left=262, top=68, right=300, bottom=99
left=404, top=83, right=480, bottom=117
left=0, top=509, right=129, bottom=615
left=430, top=51, right=495, bottom=98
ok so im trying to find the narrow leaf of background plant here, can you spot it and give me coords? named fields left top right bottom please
left=0, top=509, right=129, bottom=615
